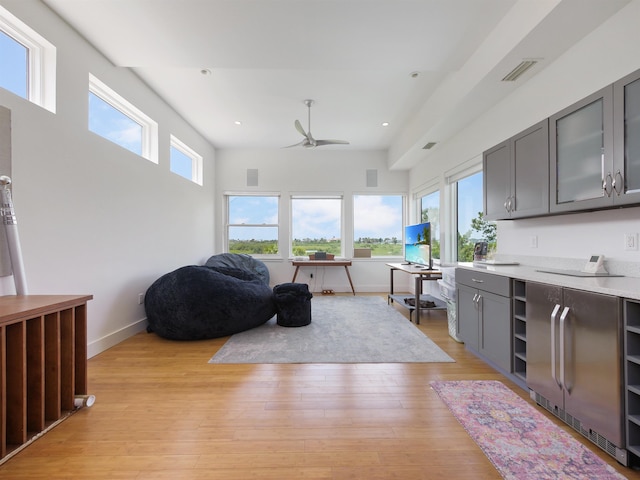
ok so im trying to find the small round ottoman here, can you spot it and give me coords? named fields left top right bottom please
left=273, top=283, right=313, bottom=327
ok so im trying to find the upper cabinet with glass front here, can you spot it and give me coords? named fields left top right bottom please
left=549, top=86, right=614, bottom=213
left=613, top=68, right=640, bottom=206
left=484, top=67, right=640, bottom=218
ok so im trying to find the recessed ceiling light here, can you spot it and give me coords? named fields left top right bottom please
left=200, top=68, right=212, bottom=76
left=234, top=120, right=242, bottom=126
left=381, top=122, right=390, bottom=127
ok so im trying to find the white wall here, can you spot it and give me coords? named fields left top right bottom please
left=0, top=0, right=216, bottom=356
left=214, top=149, right=411, bottom=292
left=5, top=0, right=640, bottom=358
left=409, top=0, right=640, bottom=271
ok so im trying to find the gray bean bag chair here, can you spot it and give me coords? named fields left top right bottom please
left=144, top=255, right=275, bottom=340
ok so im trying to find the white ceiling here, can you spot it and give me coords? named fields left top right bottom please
left=42, top=0, right=631, bottom=169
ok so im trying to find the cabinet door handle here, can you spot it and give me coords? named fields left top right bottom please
left=603, top=172, right=613, bottom=197
left=559, top=306, right=570, bottom=392
left=471, top=278, right=484, bottom=284
left=504, top=198, right=510, bottom=213
left=550, top=304, right=561, bottom=386
left=613, top=169, right=623, bottom=196
left=479, top=296, right=484, bottom=348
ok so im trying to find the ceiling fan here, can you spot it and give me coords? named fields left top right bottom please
left=285, top=99, right=350, bottom=148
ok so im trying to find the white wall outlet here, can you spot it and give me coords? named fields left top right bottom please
left=529, top=235, right=538, bottom=248
left=624, top=233, right=638, bottom=251
left=138, top=293, right=145, bottom=305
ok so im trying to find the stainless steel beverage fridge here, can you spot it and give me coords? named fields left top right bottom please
left=526, top=281, right=627, bottom=464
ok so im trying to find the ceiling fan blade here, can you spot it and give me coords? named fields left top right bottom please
left=294, top=119, right=307, bottom=138
left=315, top=139, right=350, bottom=146
left=283, top=139, right=307, bottom=148
left=288, top=100, right=348, bottom=148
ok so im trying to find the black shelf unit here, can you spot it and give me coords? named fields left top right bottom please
left=625, top=299, right=640, bottom=464
left=388, top=294, right=446, bottom=322
left=512, top=280, right=527, bottom=383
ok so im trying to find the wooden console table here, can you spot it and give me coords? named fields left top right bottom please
left=291, top=260, right=355, bottom=295
left=0, top=294, right=92, bottom=460
left=386, top=263, right=444, bottom=324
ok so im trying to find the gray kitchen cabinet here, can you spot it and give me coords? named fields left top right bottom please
left=527, top=281, right=626, bottom=464
left=483, top=140, right=510, bottom=220
left=456, top=269, right=512, bottom=372
left=457, top=283, right=480, bottom=349
left=549, top=85, right=615, bottom=213
left=484, top=120, right=549, bottom=220
left=613, top=68, right=640, bottom=206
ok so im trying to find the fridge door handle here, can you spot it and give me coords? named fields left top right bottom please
left=550, top=304, right=561, bottom=386
left=559, top=306, right=570, bottom=392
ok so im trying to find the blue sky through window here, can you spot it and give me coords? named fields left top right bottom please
left=229, top=196, right=278, bottom=240
left=229, top=196, right=278, bottom=224
left=170, top=146, right=192, bottom=180
left=88, top=92, right=142, bottom=155
left=0, top=30, right=27, bottom=98
left=457, top=171, right=483, bottom=237
left=292, top=198, right=341, bottom=241
left=353, top=195, right=402, bottom=240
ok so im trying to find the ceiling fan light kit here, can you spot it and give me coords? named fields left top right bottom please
left=285, top=99, right=350, bottom=149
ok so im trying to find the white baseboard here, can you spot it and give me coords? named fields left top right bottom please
left=87, top=317, right=148, bottom=358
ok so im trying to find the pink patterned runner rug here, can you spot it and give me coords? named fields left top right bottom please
left=430, top=380, right=626, bottom=480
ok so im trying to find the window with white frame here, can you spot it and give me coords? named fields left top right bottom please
left=170, top=135, right=203, bottom=185
left=353, top=194, right=403, bottom=257
left=88, top=74, right=158, bottom=163
left=0, top=5, right=56, bottom=112
left=454, top=170, right=487, bottom=261
left=227, top=194, right=279, bottom=255
left=291, top=196, right=342, bottom=257
left=420, top=190, right=440, bottom=262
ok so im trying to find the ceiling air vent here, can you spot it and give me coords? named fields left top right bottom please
left=422, top=142, right=437, bottom=150
left=502, top=60, right=538, bottom=82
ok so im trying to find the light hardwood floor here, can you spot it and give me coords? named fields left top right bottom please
left=1, top=294, right=637, bottom=479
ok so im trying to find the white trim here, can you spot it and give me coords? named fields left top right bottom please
left=170, top=134, right=203, bottom=185
left=225, top=193, right=280, bottom=256
left=290, top=195, right=344, bottom=257
left=224, top=191, right=281, bottom=197
left=89, top=73, right=159, bottom=163
left=412, top=177, right=440, bottom=200
left=0, top=5, right=56, bottom=113
left=445, top=155, right=482, bottom=184
left=290, top=193, right=343, bottom=199
left=87, top=317, right=148, bottom=358
left=352, top=193, right=405, bottom=259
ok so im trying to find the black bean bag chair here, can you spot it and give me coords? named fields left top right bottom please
left=144, top=257, right=276, bottom=340
left=204, top=253, right=270, bottom=285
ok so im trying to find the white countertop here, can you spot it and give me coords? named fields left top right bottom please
left=456, top=262, right=640, bottom=301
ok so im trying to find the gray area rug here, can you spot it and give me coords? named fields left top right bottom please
left=209, top=295, right=455, bottom=364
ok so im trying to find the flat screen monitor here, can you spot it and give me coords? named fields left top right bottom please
left=404, top=222, right=431, bottom=268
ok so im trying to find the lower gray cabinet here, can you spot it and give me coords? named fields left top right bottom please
left=456, top=269, right=512, bottom=372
